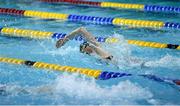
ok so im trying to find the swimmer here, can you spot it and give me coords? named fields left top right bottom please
left=56, top=27, right=117, bottom=64
left=0, top=84, right=54, bottom=96
left=55, top=27, right=150, bottom=68
left=0, top=84, right=30, bottom=96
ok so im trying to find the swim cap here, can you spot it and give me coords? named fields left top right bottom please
left=80, top=42, right=89, bottom=53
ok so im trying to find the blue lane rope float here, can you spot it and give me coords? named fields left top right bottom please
left=67, top=15, right=114, bottom=25
left=0, top=8, right=180, bottom=29
left=144, top=5, right=180, bottom=13
left=0, top=57, right=180, bottom=86
left=40, top=0, right=180, bottom=14
left=0, top=27, right=180, bottom=50
left=99, top=71, right=180, bottom=86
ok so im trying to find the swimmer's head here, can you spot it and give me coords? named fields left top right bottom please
left=80, top=42, right=93, bottom=55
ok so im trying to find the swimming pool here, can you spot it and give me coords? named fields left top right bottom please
left=0, top=0, right=180, bottom=105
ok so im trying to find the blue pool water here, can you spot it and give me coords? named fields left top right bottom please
left=0, top=0, right=180, bottom=105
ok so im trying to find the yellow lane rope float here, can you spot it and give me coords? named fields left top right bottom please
left=1, top=56, right=180, bottom=86
left=0, top=8, right=179, bottom=29
left=0, top=57, right=101, bottom=78
left=40, top=0, right=180, bottom=14
left=0, top=27, right=179, bottom=50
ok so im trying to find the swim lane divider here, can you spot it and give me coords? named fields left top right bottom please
left=0, top=56, right=180, bottom=86
left=0, top=8, right=179, bottom=29
left=40, top=0, right=180, bottom=14
left=0, top=27, right=179, bottom=50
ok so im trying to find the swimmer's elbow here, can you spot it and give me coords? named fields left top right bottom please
left=77, top=27, right=86, bottom=32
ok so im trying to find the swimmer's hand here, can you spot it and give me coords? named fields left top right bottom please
left=56, top=38, right=69, bottom=48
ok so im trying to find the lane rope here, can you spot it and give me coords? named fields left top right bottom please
left=0, top=27, right=179, bottom=50
left=0, top=56, right=180, bottom=86
left=0, top=57, right=101, bottom=78
left=40, top=0, right=180, bottom=14
left=0, top=8, right=180, bottom=29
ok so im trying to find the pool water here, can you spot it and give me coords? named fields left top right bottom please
left=0, top=0, right=180, bottom=105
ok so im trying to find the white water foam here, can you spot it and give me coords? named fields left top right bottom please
left=38, top=46, right=79, bottom=56
left=0, top=73, right=154, bottom=104
left=103, top=33, right=145, bottom=69
left=144, top=54, right=180, bottom=69
left=48, top=73, right=154, bottom=105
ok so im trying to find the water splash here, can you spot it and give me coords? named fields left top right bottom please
left=0, top=73, right=154, bottom=104
left=38, top=46, right=79, bottom=56
left=104, top=33, right=145, bottom=69
left=51, top=73, right=153, bottom=104
left=144, top=54, right=180, bottom=69
left=104, top=33, right=131, bottom=57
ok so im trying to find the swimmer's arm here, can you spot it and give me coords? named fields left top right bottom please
left=64, top=27, right=84, bottom=40
left=56, top=27, right=100, bottom=48
left=65, top=27, right=100, bottom=47
left=89, top=44, right=111, bottom=59
left=56, top=27, right=84, bottom=48
left=90, top=44, right=117, bottom=65
left=77, top=27, right=101, bottom=47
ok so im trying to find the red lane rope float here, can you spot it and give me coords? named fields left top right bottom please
left=0, top=8, right=25, bottom=15
left=0, top=7, right=180, bottom=29
left=41, top=0, right=101, bottom=6
left=40, top=0, right=180, bottom=14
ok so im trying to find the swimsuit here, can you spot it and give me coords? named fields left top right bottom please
left=105, top=55, right=113, bottom=61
